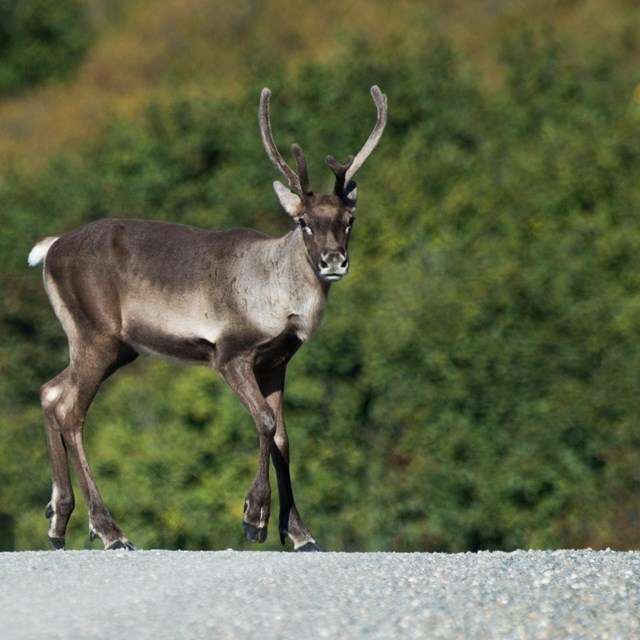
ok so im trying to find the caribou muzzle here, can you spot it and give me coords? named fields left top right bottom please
left=318, top=248, right=349, bottom=282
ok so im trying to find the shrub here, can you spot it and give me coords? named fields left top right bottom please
left=0, top=0, right=92, bottom=93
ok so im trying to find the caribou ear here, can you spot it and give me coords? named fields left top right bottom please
left=273, top=181, right=304, bottom=219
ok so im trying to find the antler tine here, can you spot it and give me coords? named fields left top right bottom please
left=344, top=86, right=388, bottom=185
left=259, top=88, right=302, bottom=195
left=325, top=154, right=354, bottom=200
left=292, top=144, right=314, bottom=198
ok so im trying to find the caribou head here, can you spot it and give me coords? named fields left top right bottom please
left=260, top=86, right=387, bottom=283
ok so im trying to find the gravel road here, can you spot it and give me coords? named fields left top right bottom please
left=1, top=549, right=638, bottom=639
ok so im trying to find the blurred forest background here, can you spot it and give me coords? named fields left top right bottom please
left=1, top=0, right=640, bottom=552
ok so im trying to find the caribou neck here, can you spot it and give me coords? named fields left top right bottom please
left=270, top=227, right=330, bottom=342
left=283, top=226, right=332, bottom=292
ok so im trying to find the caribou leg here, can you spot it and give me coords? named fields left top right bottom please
left=216, top=354, right=275, bottom=544
left=41, top=337, right=137, bottom=550
left=256, top=367, right=324, bottom=552
left=41, top=369, right=75, bottom=549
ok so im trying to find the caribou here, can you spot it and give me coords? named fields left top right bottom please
left=28, top=86, right=387, bottom=551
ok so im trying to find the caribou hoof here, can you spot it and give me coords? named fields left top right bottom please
left=45, top=504, right=66, bottom=550
left=243, top=521, right=268, bottom=543
left=90, top=528, right=136, bottom=550
left=106, top=539, right=137, bottom=551
left=48, top=536, right=66, bottom=550
left=296, top=541, right=326, bottom=552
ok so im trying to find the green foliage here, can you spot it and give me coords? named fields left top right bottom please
left=0, top=0, right=92, bottom=93
left=3, top=23, right=640, bottom=552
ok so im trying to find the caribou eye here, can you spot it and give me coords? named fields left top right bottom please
left=299, top=217, right=313, bottom=236
left=345, top=218, right=355, bottom=234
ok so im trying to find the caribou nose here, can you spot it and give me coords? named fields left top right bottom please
left=319, top=249, right=349, bottom=281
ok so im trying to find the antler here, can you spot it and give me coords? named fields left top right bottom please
left=325, top=154, right=354, bottom=201
left=292, top=144, right=314, bottom=198
left=260, top=88, right=306, bottom=196
left=261, top=86, right=387, bottom=202
left=345, top=86, right=387, bottom=186
left=324, top=86, right=387, bottom=203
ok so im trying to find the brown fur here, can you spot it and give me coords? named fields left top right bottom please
left=30, top=87, right=386, bottom=551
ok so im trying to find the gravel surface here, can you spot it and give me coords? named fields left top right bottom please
left=1, top=549, right=638, bottom=639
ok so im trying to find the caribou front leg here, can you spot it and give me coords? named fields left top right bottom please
left=216, top=355, right=275, bottom=544
left=256, top=367, right=324, bottom=551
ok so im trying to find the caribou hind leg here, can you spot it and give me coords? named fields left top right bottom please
left=40, top=337, right=137, bottom=550
left=41, top=368, right=75, bottom=549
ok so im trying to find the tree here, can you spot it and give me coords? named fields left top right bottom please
left=0, top=0, right=92, bottom=93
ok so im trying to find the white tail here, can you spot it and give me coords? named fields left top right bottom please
left=28, top=237, right=59, bottom=267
